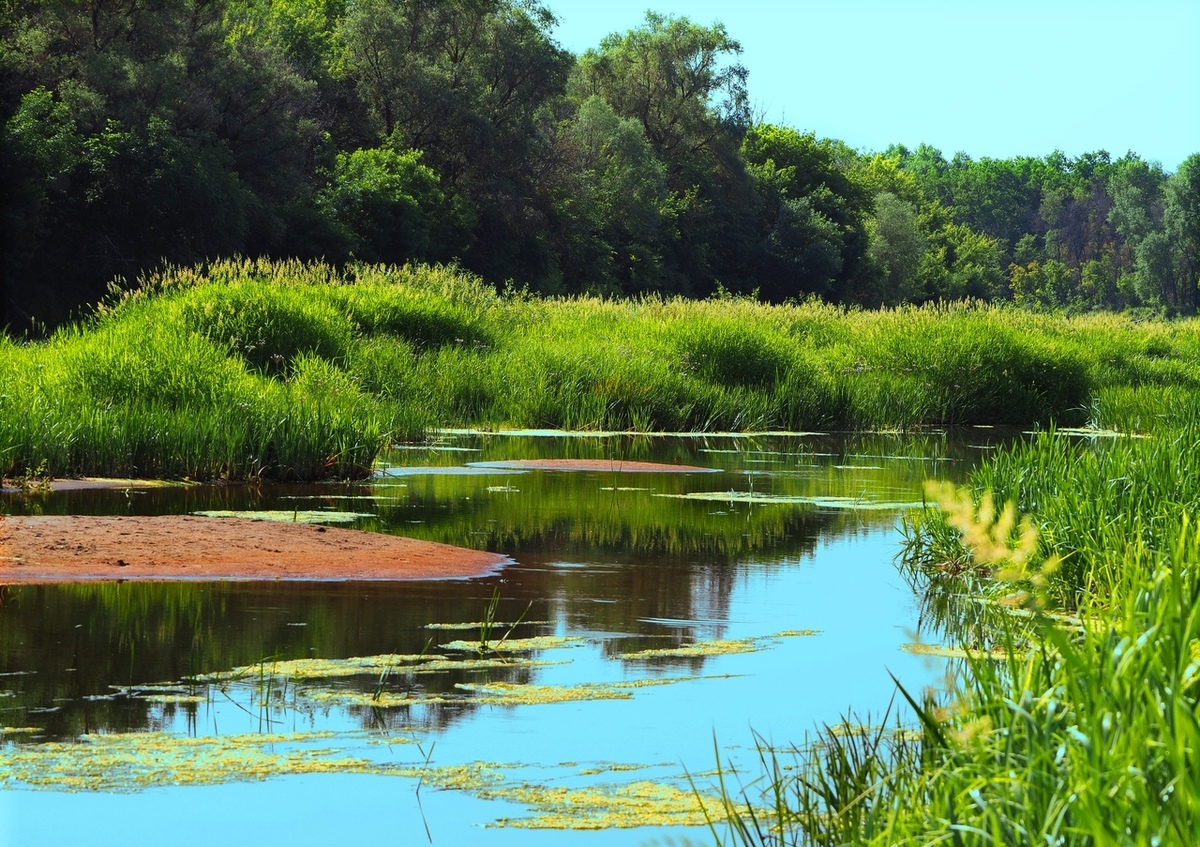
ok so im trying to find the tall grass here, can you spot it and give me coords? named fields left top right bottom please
left=3, top=259, right=1199, bottom=480
left=709, top=396, right=1200, bottom=842
left=714, top=524, right=1200, bottom=845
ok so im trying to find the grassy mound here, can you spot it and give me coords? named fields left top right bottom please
left=2, top=258, right=1198, bottom=481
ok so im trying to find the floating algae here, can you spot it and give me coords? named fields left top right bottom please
left=424, top=620, right=553, bottom=630
left=577, top=762, right=663, bottom=776
left=277, top=495, right=405, bottom=502
left=902, top=642, right=1010, bottom=660
left=300, top=689, right=458, bottom=709
left=190, top=510, right=374, bottom=523
left=389, top=758, right=728, bottom=829
left=826, top=722, right=924, bottom=743
left=135, top=694, right=208, bottom=705
left=453, top=675, right=719, bottom=707
left=1023, top=427, right=1150, bottom=439
left=191, top=653, right=557, bottom=684
left=389, top=445, right=482, bottom=452
left=494, top=779, right=724, bottom=829
left=0, top=731, right=395, bottom=792
left=375, top=466, right=527, bottom=477
left=440, top=636, right=587, bottom=653
left=433, top=428, right=823, bottom=439
left=620, top=630, right=819, bottom=660
left=653, top=492, right=924, bottom=510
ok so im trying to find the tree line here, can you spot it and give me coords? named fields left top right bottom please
left=2, top=0, right=1198, bottom=331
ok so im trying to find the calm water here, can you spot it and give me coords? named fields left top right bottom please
left=0, top=431, right=1000, bottom=845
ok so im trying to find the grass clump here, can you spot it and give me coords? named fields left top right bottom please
left=4, top=259, right=1200, bottom=482
left=709, top=402, right=1200, bottom=842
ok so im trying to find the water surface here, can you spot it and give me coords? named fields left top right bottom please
left=1, top=431, right=998, bottom=845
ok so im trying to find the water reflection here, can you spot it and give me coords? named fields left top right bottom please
left=1, top=431, right=1003, bottom=835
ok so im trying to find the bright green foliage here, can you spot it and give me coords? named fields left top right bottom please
left=574, top=13, right=748, bottom=165
left=6, top=260, right=1200, bottom=483
left=742, top=125, right=871, bottom=301
left=716, top=386, right=1200, bottom=846
left=867, top=192, right=925, bottom=303
left=1164, top=154, right=1200, bottom=310
left=1, top=4, right=1194, bottom=328
left=1009, top=258, right=1075, bottom=307
left=316, top=147, right=447, bottom=263
left=541, top=95, right=670, bottom=294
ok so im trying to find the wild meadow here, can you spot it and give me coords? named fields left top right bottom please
left=2, top=258, right=1198, bottom=482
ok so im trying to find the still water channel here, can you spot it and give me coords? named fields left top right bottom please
left=1, top=431, right=1000, bottom=845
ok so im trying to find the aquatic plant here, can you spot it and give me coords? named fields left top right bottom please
left=713, top=406, right=1200, bottom=844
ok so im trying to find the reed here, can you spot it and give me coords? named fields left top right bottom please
left=712, top=386, right=1200, bottom=843
left=3, top=259, right=1199, bottom=481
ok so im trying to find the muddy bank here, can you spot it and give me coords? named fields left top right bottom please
left=0, top=515, right=508, bottom=583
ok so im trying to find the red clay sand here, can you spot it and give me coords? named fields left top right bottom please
left=0, top=515, right=508, bottom=583
left=467, top=459, right=719, bottom=472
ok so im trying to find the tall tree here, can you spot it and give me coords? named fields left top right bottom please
left=335, top=0, right=570, bottom=285
left=1163, top=154, right=1200, bottom=311
left=742, top=125, right=871, bottom=301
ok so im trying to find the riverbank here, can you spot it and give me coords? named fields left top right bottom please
left=3, top=259, right=1198, bottom=483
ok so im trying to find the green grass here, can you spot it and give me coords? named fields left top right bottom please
left=709, top=396, right=1200, bottom=843
left=3, top=258, right=1199, bottom=481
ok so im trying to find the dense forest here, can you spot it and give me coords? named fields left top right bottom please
left=2, top=0, right=1198, bottom=331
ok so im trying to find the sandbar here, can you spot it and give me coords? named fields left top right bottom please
left=0, top=515, right=508, bottom=583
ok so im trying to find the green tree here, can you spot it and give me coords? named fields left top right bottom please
left=316, top=146, right=449, bottom=264
left=540, top=95, right=670, bottom=294
left=867, top=192, right=925, bottom=304
left=335, top=0, right=570, bottom=286
left=573, top=12, right=748, bottom=173
left=570, top=13, right=757, bottom=295
left=1, top=0, right=320, bottom=327
left=1163, top=153, right=1200, bottom=311
left=741, top=125, right=871, bottom=301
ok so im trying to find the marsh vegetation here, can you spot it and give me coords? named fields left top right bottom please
left=3, top=258, right=1199, bottom=485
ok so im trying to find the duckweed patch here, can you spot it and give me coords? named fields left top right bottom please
left=494, top=779, right=725, bottom=829
left=453, top=676, right=706, bottom=706
left=424, top=621, right=553, bottom=630
left=191, top=510, right=374, bottom=523
left=136, top=694, right=208, bottom=705
left=901, top=642, right=1010, bottom=660
left=654, top=492, right=924, bottom=510
left=192, top=653, right=557, bottom=683
left=440, top=636, right=587, bottom=653
left=0, top=731, right=388, bottom=792
left=620, top=631, right=820, bottom=660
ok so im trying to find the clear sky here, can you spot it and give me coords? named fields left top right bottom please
left=546, top=0, right=1199, bottom=172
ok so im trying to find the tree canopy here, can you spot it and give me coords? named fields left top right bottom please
left=2, top=2, right=1196, bottom=331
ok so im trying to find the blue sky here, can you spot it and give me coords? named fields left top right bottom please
left=546, top=0, right=1199, bottom=171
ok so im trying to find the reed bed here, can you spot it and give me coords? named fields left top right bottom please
left=3, top=258, right=1199, bottom=480
left=709, top=392, right=1200, bottom=842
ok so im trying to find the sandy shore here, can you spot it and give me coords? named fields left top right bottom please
left=0, top=515, right=508, bottom=583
